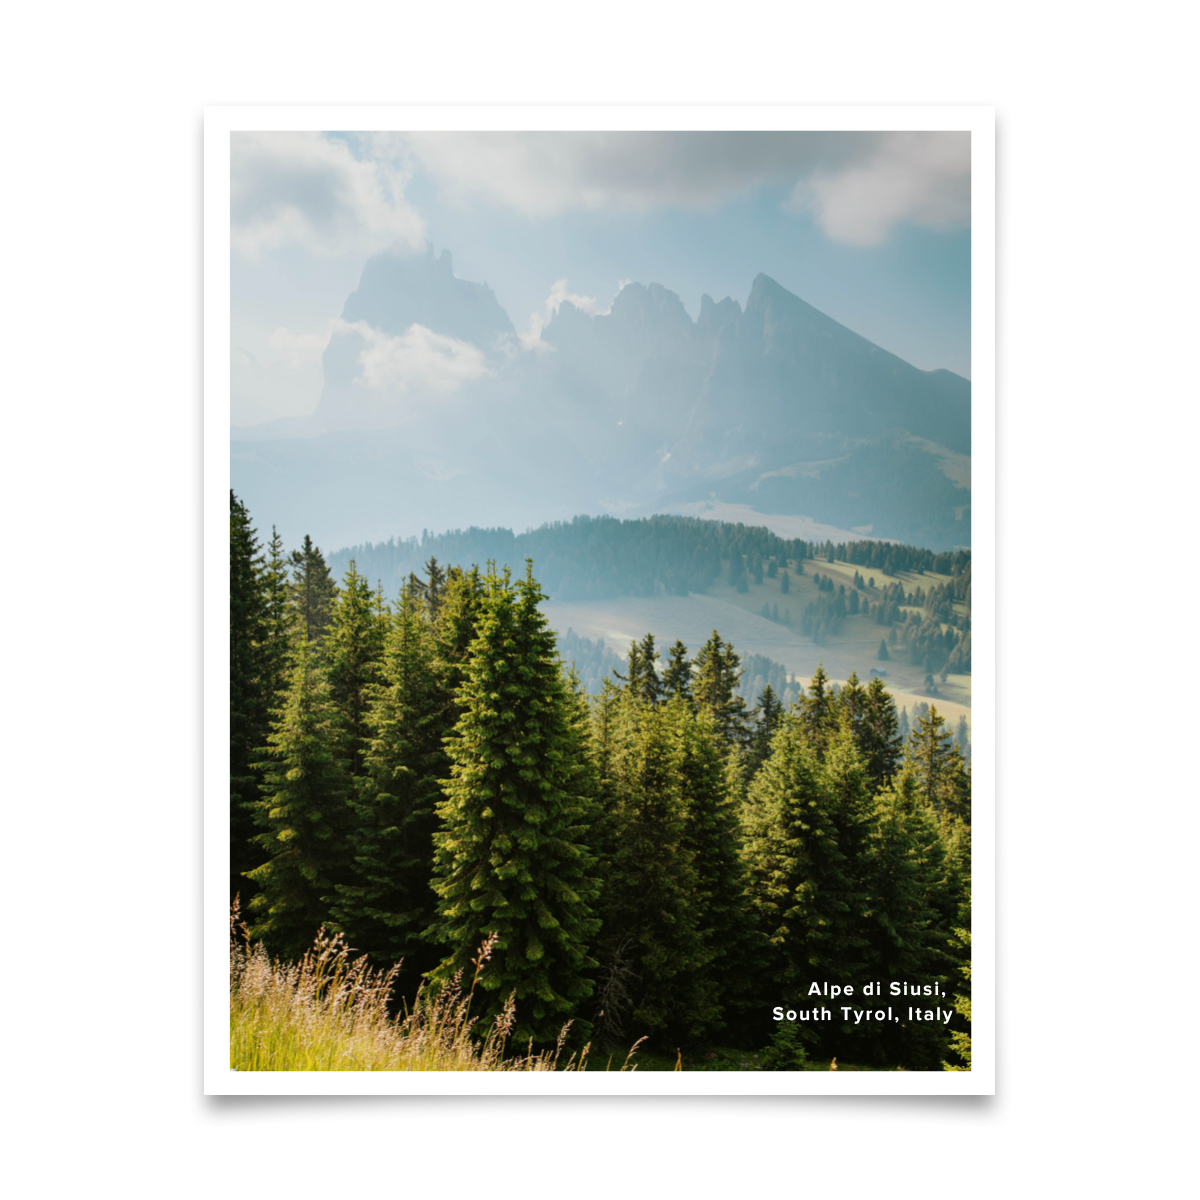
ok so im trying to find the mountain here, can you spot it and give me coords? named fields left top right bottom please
left=231, top=247, right=971, bottom=553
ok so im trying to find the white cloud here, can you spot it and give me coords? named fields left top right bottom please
left=786, top=132, right=970, bottom=246
left=403, top=131, right=968, bottom=244
left=231, top=132, right=426, bottom=258
left=340, top=320, right=492, bottom=394
left=519, top=279, right=635, bottom=351
left=520, top=279, right=602, bottom=350
left=231, top=322, right=331, bottom=424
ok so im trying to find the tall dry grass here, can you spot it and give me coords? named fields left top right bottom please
left=229, top=908, right=641, bottom=1072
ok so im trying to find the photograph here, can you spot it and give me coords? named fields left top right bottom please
left=211, top=114, right=993, bottom=1093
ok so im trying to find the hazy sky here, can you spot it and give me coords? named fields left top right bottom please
left=231, top=131, right=971, bottom=424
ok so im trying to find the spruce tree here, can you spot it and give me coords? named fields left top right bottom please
left=323, top=562, right=388, bottom=780
left=426, top=564, right=601, bottom=1044
left=746, top=684, right=784, bottom=780
left=744, top=719, right=864, bottom=1013
left=230, top=492, right=267, bottom=903
left=329, top=583, right=447, bottom=979
left=248, top=635, right=352, bottom=959
left=597, top=698, right=706, bottom=1046
left=693, top=631, right=750, bottom=747
left=661, top=639, right=693, bottom=701
left=855, top=675, right=903, bottom=790
left=797, top=664, right=836, bottom=757
left=855, top=761, right=952, bottom=1065
left=678, top=701, right=753, bottom=1043
left=910, top=706, right=971, bottom=821
left=288, top=534, right=337, bottom=642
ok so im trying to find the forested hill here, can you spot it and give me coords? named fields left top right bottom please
left=329, top=513, right=971, bottom=604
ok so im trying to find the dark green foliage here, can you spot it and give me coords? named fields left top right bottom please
left=426, top=565, right=601, bottom=1045
left=289, top=534, right=337, bottom=642
left=744, top=721, right=858, bottom=988
left=910, top=706, right=971, bottom=822
left=678, top=704, right=753, bottom=1041
left=746, top=684, right=784, bottom=781
left=878, top=638, right=889, bottom=661
left=780, top=570, right=790, bottom=594
left=797, top=664, right=837, bottom=757
left=247, top=636, right=353, bottom=960
left=322, top=562, right=388, bottom=779
left=614, top=632, right=662, bottom=704
left=593, top=697, right=709, bottom=1047
left=329, top=584, right=447, bottom=979
left=859, top=681, right=902, bottom=792
left=760, top=1016, right=810, bottom=1070
left=693, top=631, right=750, bottom=747
left=661, top=639, right=693, bottom=701
left=230, top=492, right=268, bottom=903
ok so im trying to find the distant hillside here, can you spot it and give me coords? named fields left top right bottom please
left=233, top=247, right=970, bottom=552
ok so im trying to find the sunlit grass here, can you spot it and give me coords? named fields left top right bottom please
left=229, top=909, right=639, bottom=1072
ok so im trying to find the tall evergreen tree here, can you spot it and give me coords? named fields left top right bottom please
left=797, top=663, right=837, bottom=757
left=247, top=635, right=353, bottom=959
left=678, top=702, right=753, bottom=1042
left=855, top=675, right=903, bottom=791
left=661, top=639, right=693, bottom=702
left=288, top=534, right=337, bottom=642
left=910, top=706, right=971, bottom=821
left=330, top=583, right=447, bottom=980
left=857, top=778, right=953, bottom=1067
left=744, top=719, right=864, bottom=1005
left=230, top=492, right=267, bottom=903
left=746, top=684, right=784, bottom=780
left=323, top=562, right=388, bottom=780
left=426, top=565, right=601, bottom=1044
left=693, top=631, right=750, bottom=747
left=597, top=698, right=707, bottom=1046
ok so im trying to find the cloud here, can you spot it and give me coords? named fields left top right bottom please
left=520, top=279, right=602, bottom=350
left=339, top=320, right=492, bottom=394
left=403, top=131, right=968, bottom=243
left=786, top=132, right=970, bottom=246
left=231, top=132, right=426, bottom=258
left=519, top=278, right=635, bottom=350
left=231, top=323, right=330, bottom=423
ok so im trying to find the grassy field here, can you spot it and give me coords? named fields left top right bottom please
left=542, top=557, right=971, bottom=723
left=651, top=501, right=899, bottom=545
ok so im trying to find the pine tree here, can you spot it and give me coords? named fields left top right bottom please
left=693, top=631, right=750, bottom=747
left=596, top=698, right=705, bottom=1046
left=661, top=639, right=693, bottom=702
left=288, top=534, right=337, bottom=642
left=230, top=492, right=268, bottom=904
left=746, top=684, right=784, bottom=780
left=329, top=583, right=447, bottom=979
left=878, top=638, right=890, bottom=661
left=743, top=718, right=866, bottom=1036
left=678, top=702, right=754, bottom=1042
left=855, top=675, right=903, bottom=790
left=797, top=664, right=836, bottom=757
left=323, top=562, right=388, bottom=780
left=426, top=564, right=601, bottom=1044
left=638, top=628, right=667, bottom=700
left=248, top=635, right=353, bottom=959
left=260, top=527, right=292, bottom=709
left=943, top=928, right=972, bottom=1071
left=780, top=570, right=790, bottom=594
left=910, top=706, right=971, bottom=821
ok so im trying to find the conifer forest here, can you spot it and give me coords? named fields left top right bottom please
left=231, top=492, right=972, bottom=1071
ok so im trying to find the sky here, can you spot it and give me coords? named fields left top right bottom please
left=230, top=131, right=971, bottom=425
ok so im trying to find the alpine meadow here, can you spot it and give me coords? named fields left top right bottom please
left=228, top=130, right=976, bottom=1073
